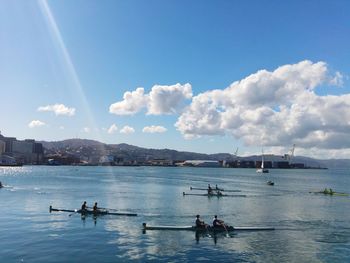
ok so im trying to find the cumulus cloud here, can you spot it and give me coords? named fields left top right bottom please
left=175, top=60, right=350, bottom=150
left=107, top=124, right=118, bottom=134
left=109, top=88, right=148, bottom=115
left=28, top=120, right=46, bottom=128
left=142, top=125, right=167, bottom=133
left=38, top=103, right=75, bottom=116
left=147, top=83, right=192, bottom=115
left=109, top=83, right=192, bottom=115
left=120, top=125, right=135, bottom=134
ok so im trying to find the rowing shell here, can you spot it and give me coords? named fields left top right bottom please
left=309, top=191, right=349, bottom=196
left=190, top=186, right=241, bottom=192
left=49, top=206, right=137, bottom=216
left=142, top=223, right=274, bottom=231
left=183, top=192, right=246, bottom=197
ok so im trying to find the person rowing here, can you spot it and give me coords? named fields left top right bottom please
left=81, top=201, right=87, bottom=212
left=215, top=184, right=221, bottom=191
left=93, top=202, right=98, bottom=212
left=195, top=214, right=208, bottom=229
left=0, top=181, right=3, bottom=188
left=213, top=215, right=228, bottom=231
left=208, top=184, right=213, bottom=195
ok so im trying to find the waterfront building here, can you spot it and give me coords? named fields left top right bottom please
left=0, top=133, right=43, bottom=164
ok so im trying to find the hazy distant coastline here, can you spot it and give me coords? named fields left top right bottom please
left=39, top=139, right=350, bottom=169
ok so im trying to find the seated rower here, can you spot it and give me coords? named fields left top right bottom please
left=93, top=202, right=98, bottom=212
left=0, top=181, right=3, bottom=188
left=195, top=214, right=208, bottom=229
left=208, top=184, right=213, bottom=195
left=213, top=215, right=227, bottom=229
left=81, top=201, right=87, bottom=212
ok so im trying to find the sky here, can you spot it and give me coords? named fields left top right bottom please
left=1, top=0, right=350, bottom=159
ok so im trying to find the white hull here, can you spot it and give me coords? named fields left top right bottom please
left=256, top=168, right=269, bottom=173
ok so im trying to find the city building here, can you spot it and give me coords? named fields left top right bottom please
left=0, top=133, right=44, bottom=164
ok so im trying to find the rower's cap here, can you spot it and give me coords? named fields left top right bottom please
left=196, top=214, right=200, bottom=218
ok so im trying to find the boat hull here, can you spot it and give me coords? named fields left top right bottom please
left=183, top=192, right=246, bottom=197
left=142, top=223, right=274, bottom=232
left=49, top=206, right=137, bottom=216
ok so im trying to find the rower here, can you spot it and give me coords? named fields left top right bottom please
left=208, top=184, right=213, bottom=194
left=93, top=202, right=98, bottom=212
left=81, top=201, right=87, bottom=211
left=195, top=214, right=208, bottom=229
left=0, top=181, right=3, bottom=188
left=213, top=215, right=227, bottom=228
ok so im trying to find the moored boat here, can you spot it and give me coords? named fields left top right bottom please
left=267, top=181, right=274, bottom=186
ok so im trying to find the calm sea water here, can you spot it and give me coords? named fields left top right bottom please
left=0, top=166, right=349, bottom=262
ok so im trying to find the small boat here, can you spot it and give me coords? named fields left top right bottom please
left=142, top=223, right=275, bottom=231
left=267, top=181, right=274, bottom=186
left=183, top=192, right=246, bottom=197
left=256, top=149, right=269, bottom=173
left=309, top=190, right=349, bottom=196
left=49, top=206, right=137, bottom=216
left=190, top=186, right=241, bottom=192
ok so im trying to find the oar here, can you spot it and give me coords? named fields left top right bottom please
left=68, top=209, right=78, bottom=216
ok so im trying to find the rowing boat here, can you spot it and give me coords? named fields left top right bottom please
left=49, top=206, right=137, bottom=216
left=309, top=191, right=349, bottom=196
left=142, top=223, right=274, bottom=231
left=190, top=186, right=241, bottom=192
left=183, top=192, right=246, bottom=197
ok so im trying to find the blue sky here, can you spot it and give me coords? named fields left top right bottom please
left=1, top=0, right=350, bottom=158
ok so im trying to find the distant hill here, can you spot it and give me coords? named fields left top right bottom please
left=39, top=139, right=350, bottom=168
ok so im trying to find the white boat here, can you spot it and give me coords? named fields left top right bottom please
left=256, top=149, right=269, bottom=173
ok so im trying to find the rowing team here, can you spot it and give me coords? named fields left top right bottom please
left=195, top=214, right=227, bottom=229
left=207, top=184, right=223, bottom=195
left=80, top=201, right=100, bottom=212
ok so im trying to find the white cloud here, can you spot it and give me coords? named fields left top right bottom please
left=329, top=71, right=344, bottom=86
left=120, top=125, right=135, bottom=134
left=142, top=125, right=167, bottom=133
left=109, top=88, right=148, bottom=115
left=175, top=60, right=350, bottom=150
left=82, top=127, right=90, bottom=133
left=107, top=124, right=118, bottom=134
left=147, top=83, right=192, bottom=115
left=109, top=83, right=192, bottom=115
left=38, top=103, right=75, bottom=116
left=28, top=120, right=46, bottom=128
